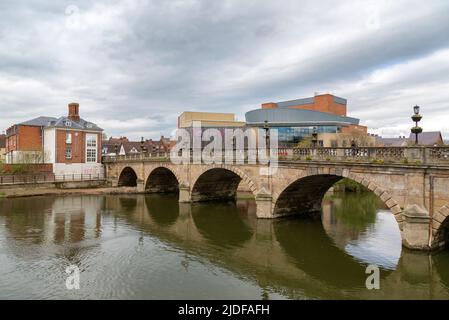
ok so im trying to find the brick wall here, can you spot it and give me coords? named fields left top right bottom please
left=55, top=130, right=102, bottom=164
left=56, top=129, right=85, bottom=163
left=260, top=94, right=347, bottom=116
left=288, top=94, right=347, bottom=116
left=341, top=124, right=368, bottom=134
left=18, top=125, right=43, bottom=151
left=0, top=163, right=53, bottom=174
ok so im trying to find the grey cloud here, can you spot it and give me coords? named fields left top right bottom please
left=0, top=0, right=448, bottom=139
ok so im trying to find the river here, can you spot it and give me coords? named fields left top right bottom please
left=0, top=192, right=448, bottom=299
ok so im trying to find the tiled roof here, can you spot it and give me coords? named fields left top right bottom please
left=18, top=116, right=102, bottom=131
left=408, top=131, right=443, bottom=146
left=19, top=116, right=57, bottom=126
left=102, top=137, right=171, bottom=155
left=376, top=137, right=409, bottom=147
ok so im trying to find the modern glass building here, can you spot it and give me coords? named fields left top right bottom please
left=245, top=94, right=366, bottom=146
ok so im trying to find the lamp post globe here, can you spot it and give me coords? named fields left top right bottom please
left=411, top=105, right=422, bottom=145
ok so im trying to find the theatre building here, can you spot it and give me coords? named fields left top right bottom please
left=5, top=103, right=104, bottom=176
left=245, top=93, right=374, bottom=147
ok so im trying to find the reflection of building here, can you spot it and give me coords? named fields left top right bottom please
left=5, top=103, right=103, bottom=176
left=0, top=134, right=6, bottom=162
left=245, top=93, right=371, bottom=147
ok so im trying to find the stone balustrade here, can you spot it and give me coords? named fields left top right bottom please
left=103, top=147, right=449, bottom=166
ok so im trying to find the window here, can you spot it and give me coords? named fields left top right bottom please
left=86, top=134, right=97, bottom=163
left=65, top=146, right=72, bottom=159
left=66, top=132, right=72, bottom=144
left=65, top=120, right=72, bottom=127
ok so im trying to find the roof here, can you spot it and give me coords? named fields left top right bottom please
left=0, top=134, right=6, bottom=148
left=19, top=116, right=57, bottom=126
left=376, top=137, right=409, bottom=147
left=102, top=137, right=171, bottom=155
left=245, top=108, right=359, bottom=127
left=408, top=131, right=443, bottom=146
left=18, top=116, right=102, bottom=131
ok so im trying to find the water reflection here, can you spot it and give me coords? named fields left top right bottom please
left=0, top=193, right=448, bottom=299
left=191, top=202, right=253, bottom=249
left=145, top=194, right=179, bottom=227
left=322, top=192, right=402, bottom=270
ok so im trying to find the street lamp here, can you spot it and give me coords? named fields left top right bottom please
left=311, top=126, right=318, bottom=148
left=114, top=144, right=118, bottom=156
left=263, top=120, right=270, bottom=158
left=140, top=137, right=145, bottom=153
left=411, top=105, right=423, bottom=145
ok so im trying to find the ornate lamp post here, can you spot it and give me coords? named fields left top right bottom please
left=263, top=120, right=270, bottom=158
left=140, top=137, right=145, bottom=153
left=311, top=126, right=318, bottom=148
left=411, top=105, right=423, bottom=145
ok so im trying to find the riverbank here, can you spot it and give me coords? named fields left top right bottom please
left=0, top=186, right=140, bottom=198
left=0, top=186, right=257, bottom=200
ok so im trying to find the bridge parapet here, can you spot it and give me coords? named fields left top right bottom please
left=103, top=147, right=449, bottom=166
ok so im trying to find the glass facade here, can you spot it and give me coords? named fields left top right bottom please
left=277, top=126, right=340, bottom=146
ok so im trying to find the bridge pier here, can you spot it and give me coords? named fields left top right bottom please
left=255, top=191, right=273, bottom=219
left=179, top=185, right=191, bottom=203
left=137, top=179, right=145, bottom=193
left=401, top=205, right=431, bottom=250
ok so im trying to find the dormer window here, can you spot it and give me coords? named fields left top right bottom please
left=65, top=120, right=72, bottom=127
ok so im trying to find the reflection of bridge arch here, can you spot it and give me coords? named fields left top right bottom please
left=145, top=167, right=179, bottom=193
left=191, top=202, right=253, bottom=248
left=118, top=167, right=138, bottom=187
left=273, top=173, right=402, bottom=225
left=273, top=218, right=393, bottom=289
left=191, top=166, right=258, bottom=202
left=144, top=194, right=179, bottom=226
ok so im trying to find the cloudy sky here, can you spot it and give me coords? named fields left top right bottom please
left=1, top=0, right=449, bottom=140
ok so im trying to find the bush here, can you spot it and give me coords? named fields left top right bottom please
left=334, top=178, right=370, bottom=193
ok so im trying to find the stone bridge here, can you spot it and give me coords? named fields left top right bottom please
left=103, top=147, right=449, bottom=251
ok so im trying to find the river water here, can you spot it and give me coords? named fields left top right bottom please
left=0, top=192, right=448, bottom=299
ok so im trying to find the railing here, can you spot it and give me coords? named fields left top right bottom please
left=0, top=173, right=105, bottom=186
left=102, top=147, right=449, bottom=166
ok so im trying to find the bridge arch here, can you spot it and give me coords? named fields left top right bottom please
left=190, top=165, right=258, bottom=202
left=432, top=204, right=449, bottom=249
left=273, top=172, right=403, bottom=225
left=145, top=166, right=180, bottom=193
left=118, top=167, right=138, bottom=187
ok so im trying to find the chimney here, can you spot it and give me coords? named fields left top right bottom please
left=68, top=103, right=80, bottom=121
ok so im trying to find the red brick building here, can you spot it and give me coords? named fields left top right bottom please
left=5, top=103, right=103, bottom=176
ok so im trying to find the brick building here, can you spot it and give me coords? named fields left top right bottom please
left=0, top=134, right=6, bottom=162
left=5, top=103, right=103, bottom=176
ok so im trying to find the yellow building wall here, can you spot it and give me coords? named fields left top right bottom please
left=178, top=111, right=245, bottom=128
